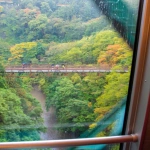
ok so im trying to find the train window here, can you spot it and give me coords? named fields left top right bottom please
left=0, top=0, right=142, bottom=149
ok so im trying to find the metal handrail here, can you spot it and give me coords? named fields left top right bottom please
left=0, top=134, right=138, bottom=149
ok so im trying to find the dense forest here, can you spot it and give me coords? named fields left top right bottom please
left=0, top=0, right=133, bottom=149
left=0, top=64, right=45, bottom=142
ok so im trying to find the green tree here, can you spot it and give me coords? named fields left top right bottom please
left=40, top=2, right=52, bottom=16
left=9, top=42, right=37, bottom=63
left=28, top=14, right=48, bottom=40
left=60, top=48, right=82, bottom=64
left=0, top=88, right=39, bottom=141
left=94, top=72, right=130, bottom=121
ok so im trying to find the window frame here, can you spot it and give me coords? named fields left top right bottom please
left=123, top=0, right=150, bottom=149
left=0, top=0, right=149, bottom=149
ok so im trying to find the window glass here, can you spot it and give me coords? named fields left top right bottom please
left=0, top=0, right=140, bottom=149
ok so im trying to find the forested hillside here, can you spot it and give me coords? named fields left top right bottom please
left=0, top=0, right=111, bottom=65
left=0, top=64, right=45, bottom=142
left=0, top=0, right=133, bottom=149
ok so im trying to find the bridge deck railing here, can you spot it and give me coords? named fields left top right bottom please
left=5, top=65, right=128, bottom=72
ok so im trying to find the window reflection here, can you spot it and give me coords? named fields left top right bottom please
left=0, top=0, right=140, bottom=149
